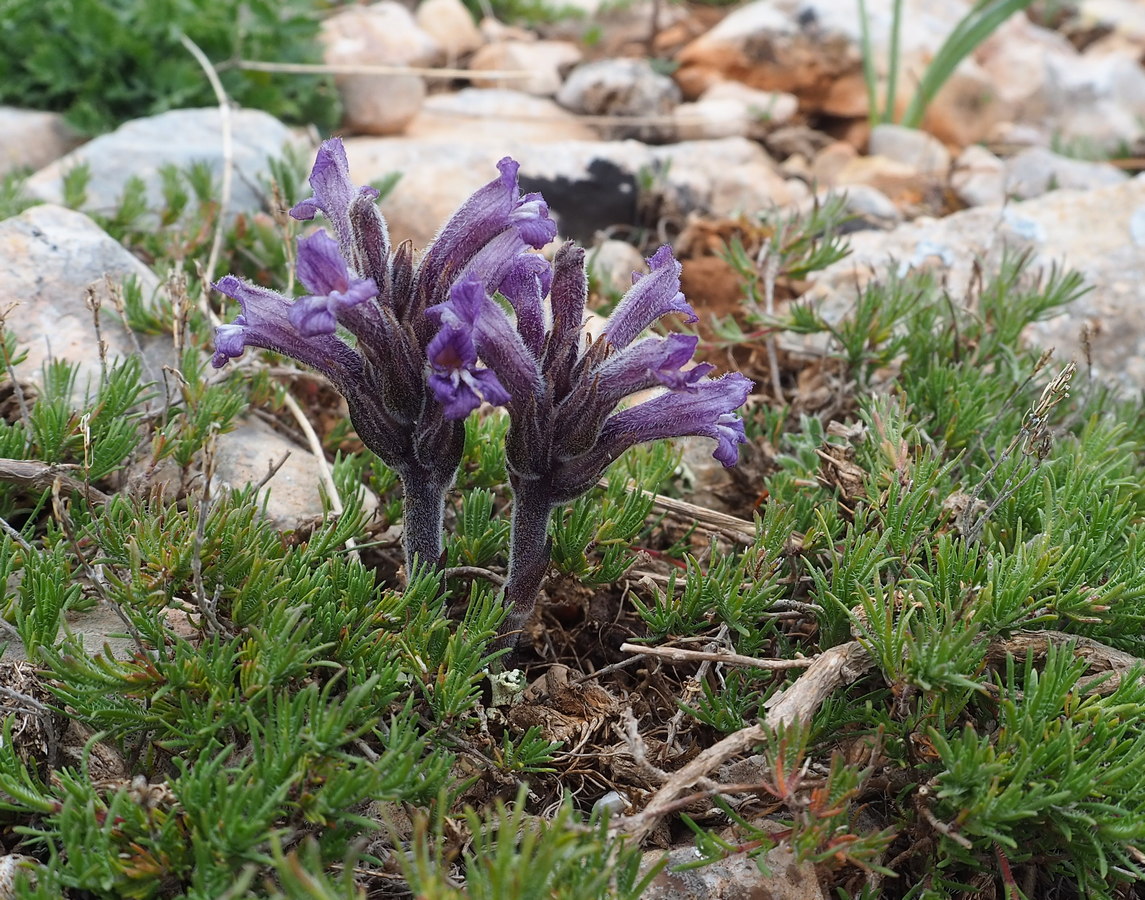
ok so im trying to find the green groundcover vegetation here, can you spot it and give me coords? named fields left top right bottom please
left=0, top=145, right=1143, bottom=900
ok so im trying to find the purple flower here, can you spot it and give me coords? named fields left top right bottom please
left=426, top=241, right=753, bottom=657
left=427, top=243, right=750, bottom=489
left=290, top=230, right=378, bottom=337
left=212, top=139, right=558, bottom=570
left=601, top=245, right=697, bottom=349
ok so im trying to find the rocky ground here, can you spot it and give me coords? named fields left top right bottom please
left=3, top=0, right=1145, bottom=894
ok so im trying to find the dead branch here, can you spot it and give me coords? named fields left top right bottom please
left=0, top=458, right=110, bottom=506
left=616, top=641, right=873, bottom=844
left=620, top=642, right=815, bottom=671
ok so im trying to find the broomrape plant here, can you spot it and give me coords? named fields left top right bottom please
left=212, top=138, right=751, bottom=655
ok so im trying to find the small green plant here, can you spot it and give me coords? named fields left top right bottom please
left=859, top=0, right=1037, bottom=128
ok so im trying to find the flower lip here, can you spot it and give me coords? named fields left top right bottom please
left=289, top=230, right=378, bottom=337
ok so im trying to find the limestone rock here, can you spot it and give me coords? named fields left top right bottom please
left=673, top=84, right=798, bottom=142
left=0, top=107, right=81, bottom=178
left=343, top=136, right=790, bottom=247
left=211, top=419, right=333, bottom=533
left=25, top=109, right=296, bottom=222
left=868, top=123, right=951, bottom=176
left=556, top=58, right=681, bottom=142
left=0, top=205, right=167, bottom=398
left=323, top=1, right=441, bottom=66
left=469, top=40, right=583, bottom=96
left=1003, top=146, right=1127, bottom=200
left=415, top=0, right=483, bottom=59
left=804, top=175, right=1145, bottom=391
left=322, top=1, right=440, bottom=134
left=951, top=144, right=1006, bottom=207
left=404, top=89, right=596, bottom=143
left=587, top=239, right=647, bottom=297
left=641, top=840, right=824, bottom=900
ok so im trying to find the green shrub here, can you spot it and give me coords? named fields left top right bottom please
left=0, top=0, right=340, bottom=135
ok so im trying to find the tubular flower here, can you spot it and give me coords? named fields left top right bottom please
left=425, top=240, right=753, bottom=653
left=212, top=138, right=556, bottom=569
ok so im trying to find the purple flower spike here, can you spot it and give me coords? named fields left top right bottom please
left=290, top=139, right=379, bottom=249
left=290, top=230, right=377, bottom=337
left=211, top=276, right=364, bottom=392
left=418, top=157, right=557, bottom=312
left=602, top=245, right=697, bottom=350
left=599, top=372, right=753, bottom=468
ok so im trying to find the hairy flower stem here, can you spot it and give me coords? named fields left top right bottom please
left=399, top=472, right=450, bottom=574
left=494, top=482, right=556, bottom=661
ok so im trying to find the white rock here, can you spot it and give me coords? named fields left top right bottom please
left=0, top=108, right=81, bottom=177
left=701, top=82, right=798, bottom=128
left=557, top=59, right=681, bottom=142
left=404, top=89, right=596, bottom=142
left=415, top=0, right=483, bottom=59
left=0, top=205, right=168, bottom=398
left=648, top=137, right=792, bottom=220
left=951, top=144, right=1006, bottom=207
left=322, top=1, right=441, bottom=66
left=342, top=136, right=791, bottom=247
left=805, top=175, right=1145, bottom=390
left=1080, top=0, right=1145, bottom=40
left=26, top=109, right=297, bottom=222
left=868, top=123, right=951, bottom=175
left=673, top=87, right=799, bottom=142
left=1003, top=146, right=1128, bottom=200
left=469, top=40, right=582, bottom=96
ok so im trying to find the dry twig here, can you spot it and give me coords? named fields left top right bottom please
left=620, top=642, right=814, bottom=671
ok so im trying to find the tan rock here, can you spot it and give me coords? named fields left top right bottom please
left=469, top=40, right=582, bottom=96
left=415, top=0, right=483, bottom=59
left=321, top=1, right=440, bottom=134
left=811, top=141, right=858, bottom=187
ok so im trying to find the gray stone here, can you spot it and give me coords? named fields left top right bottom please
left=803, top=175, right=1145, bottom=391
left=818, top=183, right=901, bottom=226
left=1003, top=146, right=1128, bottom=201
left=641, top=840, right=824, bottom=900
left=868, top=123, right=951, bottom=175
left=951, top=144, right=1006, bottom=207
left=25, top=109, right=297, bottom=223
left=557, top=59, right=681, bottom=142
left=0, top=205, right=166, bottom=398
left=0, top=107, right=82, bottom=177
